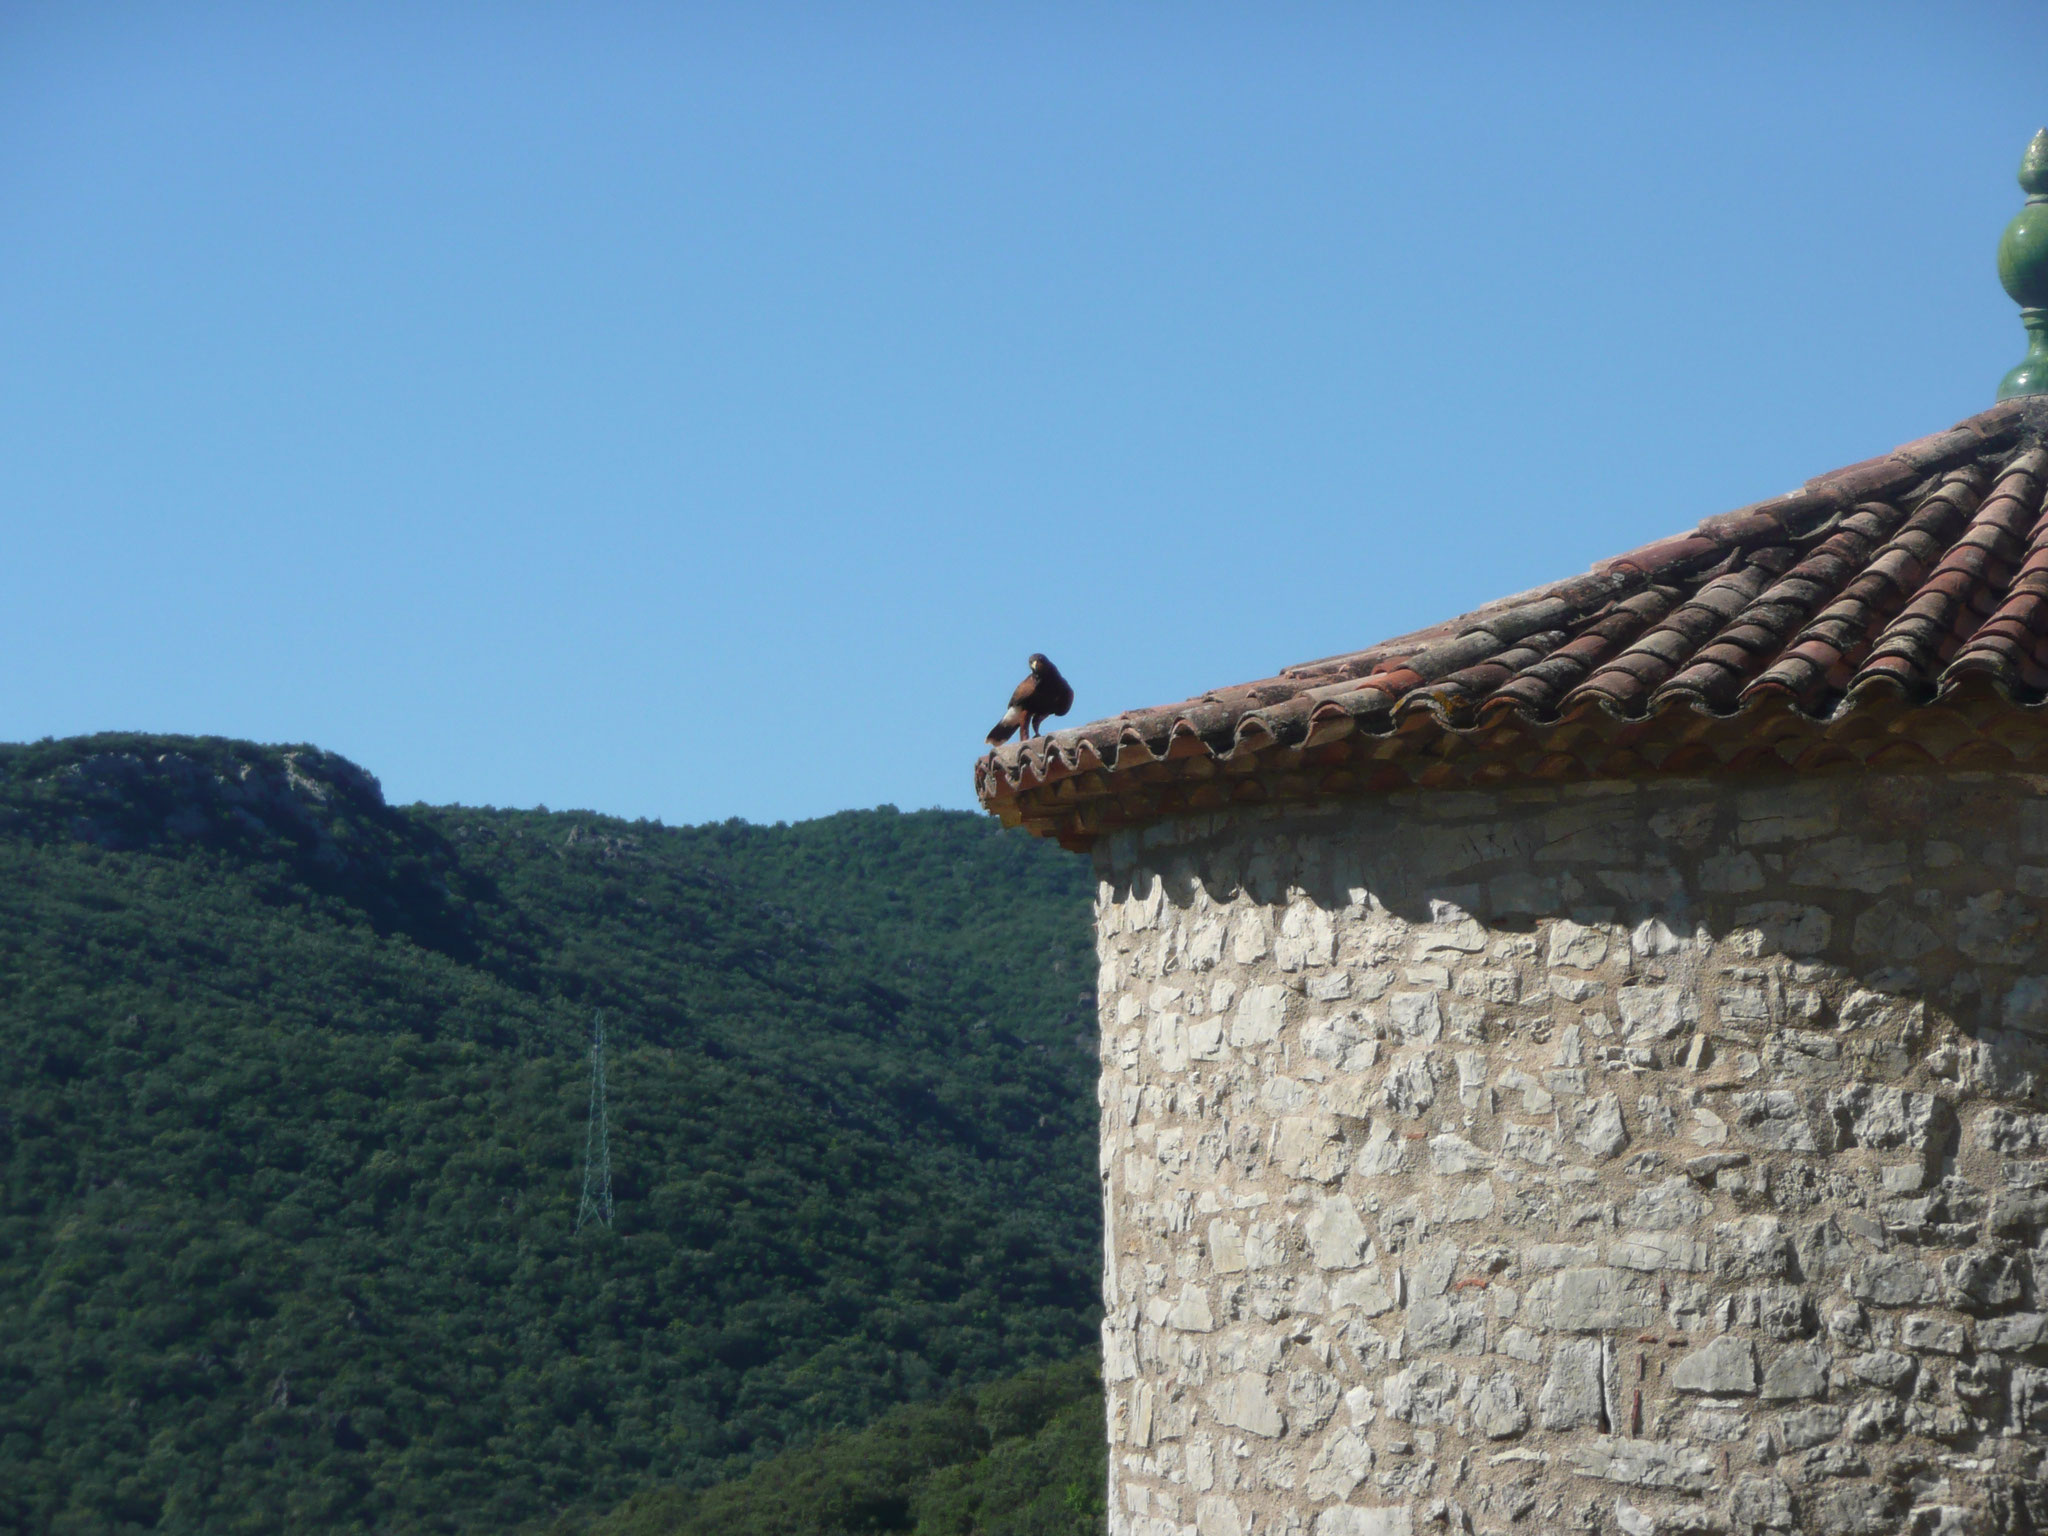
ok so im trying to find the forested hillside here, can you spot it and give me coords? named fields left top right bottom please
left=0, top=735, right=1100, bottom=1534
left=574, top=1356, right=1105, bottom=1536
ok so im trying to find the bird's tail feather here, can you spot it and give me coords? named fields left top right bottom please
left=985, top=708, right=1025, bottom=745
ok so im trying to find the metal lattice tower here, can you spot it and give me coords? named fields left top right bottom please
left=574, top=1011, right=613, bottom=1232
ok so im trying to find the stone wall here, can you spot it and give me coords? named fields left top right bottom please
left=1091, top=773, right=2048, bottom=1536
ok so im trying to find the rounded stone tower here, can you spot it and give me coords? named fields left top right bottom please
left=980, top=390, right=2048, bottom=1536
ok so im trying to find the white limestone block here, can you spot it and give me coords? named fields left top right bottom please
left=1537, top=1337, right=1607, bottom=1429
left=1229, top=985, right=1287, bottom=1047
left=1306, top=1195, right=1370, bottom=1270
left=1547, top=919, right=1609, bottom=970
left=1208, top=1373, right=1285, bottom=1439
left=1671, top=1333, right=1756, bottom=1394
left=1563, top=1437, right=1716, bottom=1492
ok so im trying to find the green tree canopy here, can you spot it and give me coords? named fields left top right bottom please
left=0, top=735, right=1099, bottom=1534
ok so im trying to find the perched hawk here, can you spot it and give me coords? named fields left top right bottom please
left=986, top=654, right=1074, bottom=745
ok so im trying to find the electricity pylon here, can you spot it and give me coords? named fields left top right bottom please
left=575, top=1010, right=614, bottom=1232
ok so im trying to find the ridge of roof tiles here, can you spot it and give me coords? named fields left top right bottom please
left=978, top=396, right=2048, bottom=849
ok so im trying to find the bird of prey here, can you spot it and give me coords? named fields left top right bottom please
left=986, top=654, right=1074, bottom=745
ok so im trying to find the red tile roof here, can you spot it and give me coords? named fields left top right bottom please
left=978, top=397, right=2048, bottom=849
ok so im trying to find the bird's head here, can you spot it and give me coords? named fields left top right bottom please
left=1028, top=653, right=1051, bottom=674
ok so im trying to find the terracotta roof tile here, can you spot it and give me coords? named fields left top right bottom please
left=979, top=398, right=2048, bottom=847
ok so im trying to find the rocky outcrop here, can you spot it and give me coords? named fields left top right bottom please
left=0, top=734, right=474, bottom=954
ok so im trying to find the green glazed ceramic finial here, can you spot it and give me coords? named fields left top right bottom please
left=1997, top=128, right=2048, bottom=400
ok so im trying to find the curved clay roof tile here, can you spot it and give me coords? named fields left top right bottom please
left=979, top=399, right=2048, bottom=846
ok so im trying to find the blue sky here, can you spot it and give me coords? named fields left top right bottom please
left=4, top=4, right=2044, bottom=825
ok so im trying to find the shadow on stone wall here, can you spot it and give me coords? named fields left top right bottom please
left=1097, top=772, right=2048, bottom=1101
